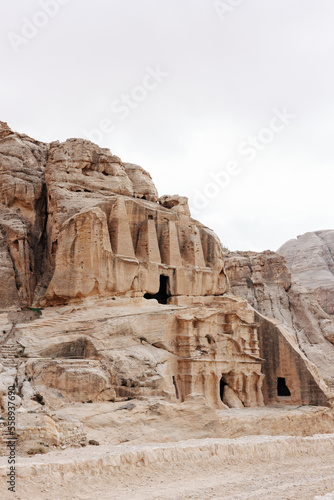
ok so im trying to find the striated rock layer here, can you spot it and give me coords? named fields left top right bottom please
left=224, top=250, right=334, bottom=386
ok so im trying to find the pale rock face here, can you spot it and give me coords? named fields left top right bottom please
left=45, top=139, right=133, bottom=264
left=0, top=122, right=48, bottom=307
left=124, top=162, right=159, bottom=202
left=0, top=367, right=16, bottom=411
left=223, top=386, right=244, bottom=409
left=225, top=250, right=334, bottom=385
left=25, top=359, right=114, bottom=404
left=0, top=230, right=20, bottom=309
left=45, top=207, right=115, bottom=301
left=0, top=124, right=47, bottom=222
left=158, top=195, right=191, bottom=216
left=224, top=251, right=292, bottom=325
left=322, top=319, right=334, bottom=344
left=278, top=230, right=334, bottom=315
left=0, top=121, right=14, bottom=139
left=48, top=138, right=133, bottom=196
left=20, top=379, right=41, bottom=411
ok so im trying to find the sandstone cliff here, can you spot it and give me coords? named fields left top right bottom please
left=224, top=250, right=334, bottom=385
left=0, top=122, right=332, bottom=457
left=278, top=230, right=334, bottom=315
left=1, top=121, right=227, bottom=308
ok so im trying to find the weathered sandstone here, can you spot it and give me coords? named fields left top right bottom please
left=0, top=122, right=333, bottom=459
left=278, top=230, right=334, bottom=315
left=0, top=121, right=48, bottom=308
left=224, top=250, right=334, bottom=386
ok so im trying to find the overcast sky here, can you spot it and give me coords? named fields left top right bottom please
left=1, top=0, right=333, bottom=251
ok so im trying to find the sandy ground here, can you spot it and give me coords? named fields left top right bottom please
left=53, top=402, right=334, bottom=446
left=7, top=454, right=334, bottom=500
left=2, top=404, right=334, bottom=500
left=2, top=435, right=334, bottom=500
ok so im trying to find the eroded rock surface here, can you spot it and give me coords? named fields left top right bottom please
left=278, top=230, right=334, bottom=315
left=0, top=121, right=48, bottom=307
left=43, top=138, right=228, bottom=305
left=0, top=122, right=333, bottom=457
left=224, top=250, right=334, bottom=385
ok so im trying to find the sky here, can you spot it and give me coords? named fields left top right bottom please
left=1, top=0, right=333, bottom=251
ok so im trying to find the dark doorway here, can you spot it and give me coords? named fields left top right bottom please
left=172, top=376, right=179, bottom=400
left=277, top=377, right=291, bottom=397
left=220, top=377, right=227, bottom=402
left=144, top=275, right=170, bottom=304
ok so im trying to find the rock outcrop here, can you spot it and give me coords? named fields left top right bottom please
left=278, top=230, right=334, bottom=315
left=0, top=121, right=48, bottom=308
left=224, top=250, right=334, bottom=386
left=0, top=122, right=333, bottom=457
left=224, top=251, right=292, bottom=325
left=11, top=296, right=264, bottom=409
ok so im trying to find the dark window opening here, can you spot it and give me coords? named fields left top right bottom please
left=144, top=275, right=170, bottom=304
left=220, top=377, right=227, bottom=402
left=277, top=377, right=291, bottom=397
left=172, top=376, right=179, bottom=400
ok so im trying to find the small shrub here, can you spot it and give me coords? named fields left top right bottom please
left=28, top=307, right=44, bottom=317
left=27, top=445, right=49, bottom=455
left=88, top=440, right=100, bottom=446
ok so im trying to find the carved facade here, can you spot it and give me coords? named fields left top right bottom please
left=45, top=196, right=228, bottom=304
left=174, top=303, right=264, bottom=408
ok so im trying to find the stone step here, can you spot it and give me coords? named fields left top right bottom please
left=0, top=362, right=18, bottom=368
left=29, top=316, right=77, bottom=328
left=0, top=343, right=19, bottom=368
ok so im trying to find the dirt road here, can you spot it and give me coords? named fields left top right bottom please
left=11, top=454, right=334, bottom=500
left=3, top=436, right=334, bottom=500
